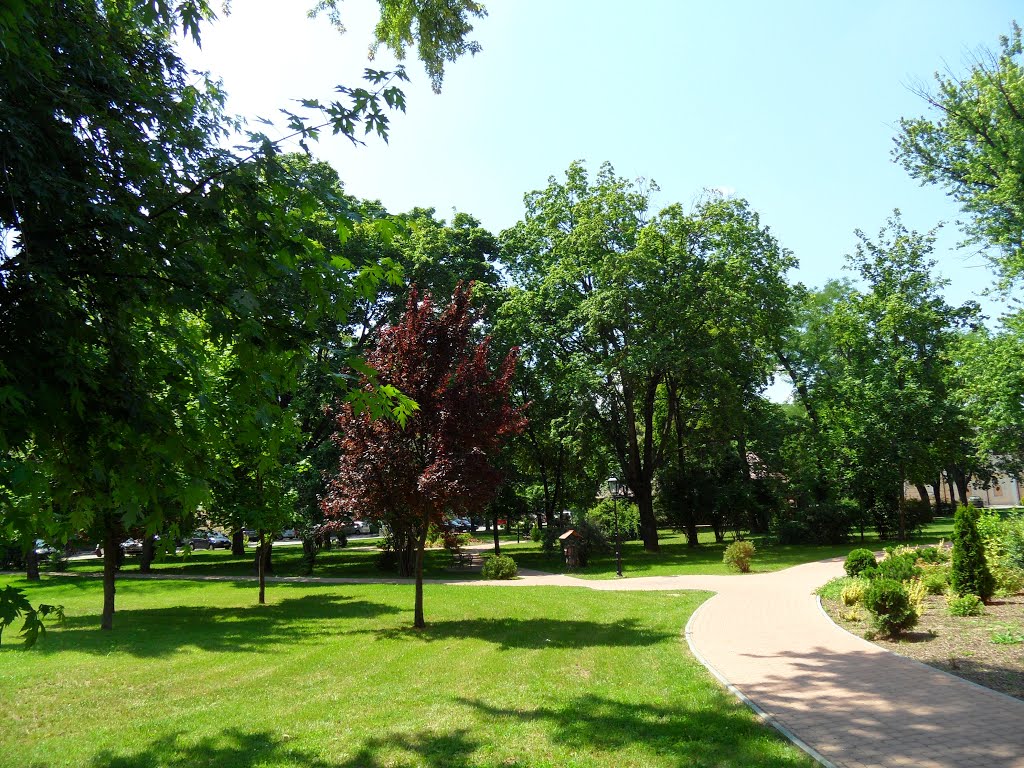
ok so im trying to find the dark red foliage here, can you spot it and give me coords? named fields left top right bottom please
left=323, top=283, right=526, bottom=545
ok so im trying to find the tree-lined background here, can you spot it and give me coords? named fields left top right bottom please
left=2, top=2, right=1023, bottom=629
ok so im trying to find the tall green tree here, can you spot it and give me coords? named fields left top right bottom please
left=0, top=0, right=484, bottom=628
left=502, top=163, right=794, bottom=551
left=896, top=22, right=1024, bottom=288
left=819, top=215, right=980, bottom=538
left=956, top=311, right=1024, bottom=478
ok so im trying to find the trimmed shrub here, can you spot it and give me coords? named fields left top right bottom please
left=921, top=565, right=950, bottom=595
left=840, top=580, right=867, bottom=606
left=723, top=540, right=756, bottom=573
left=1003, top=513, right=1024, bottom=570
left=815, top=576, right=855, bottom=601
left=863, top=578, right=918, bottom=637
left=951, top=505, right=995, bottom=601
left=481, top=555, right=518, bottom=580
left=948, top=594, right=984, bottom=617
left=992, top=565, right=1024, bottom=597
left=915, top=546, right=948, bottom=565
left=844, top=548, right=877, bottom=578
left=905, top=579, right=927, bottom=616
left=530, top=525, right=542, bottom=543
left=865, top=550, right=921, bottom=583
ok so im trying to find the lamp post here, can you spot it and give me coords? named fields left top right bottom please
left=607, top=476, right=623, bottom=578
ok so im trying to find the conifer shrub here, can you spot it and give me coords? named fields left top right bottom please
left=951, top=504, right=995, bottom=601
left=844, top=548, right=876, bottom=577
left=863, top=578, right=917, bottom=637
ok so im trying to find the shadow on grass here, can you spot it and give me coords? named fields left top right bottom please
left=84, top=730, right=335, bottom=768
left=459, top=694, right=811, bottom=767
left=80, top=728, right=523, bottom=768
left=28, top=592, right=403, bottom=658
left=77, top=697, right=809, bottom=768
left=352, top=616, right=675, bottom=650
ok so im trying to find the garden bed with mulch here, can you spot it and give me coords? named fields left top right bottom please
left=821, top=592, right=1024, bottom=701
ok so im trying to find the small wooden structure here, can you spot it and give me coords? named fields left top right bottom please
left=559, top=529, right=582, bottom=569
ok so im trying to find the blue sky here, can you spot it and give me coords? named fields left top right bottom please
left=185, top=1, right=1019, bottom=324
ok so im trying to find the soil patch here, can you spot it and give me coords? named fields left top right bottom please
left=822, top=592, right=1024, bottom=701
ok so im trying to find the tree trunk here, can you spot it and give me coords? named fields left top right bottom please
left=947, top=473, right=958, bottom=507
left=101, top=521, right=118, bottom=630
left=231, top=529, right=245, bottom=557
left=628, top=475, right=659, bottom=552
left=252, top=539, right=274, bottom=574
left=397, top=535, right=415, bottom=577
left=413, top=524, right=429, bottom=629
left=492, top=511, right=500, bottom=555
left=25, top=546, right=40, bottom=581
left=898, top=471, right=907, bottom=541
left=257, top=532, right=266, bottom=605
left=914, top=483, right=931, bottom=508
left=954, top=470, right=970, bottom=507
left=140, top=534, right=156, bottom=574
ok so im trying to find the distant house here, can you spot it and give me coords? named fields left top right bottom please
left=905, top=470, right=1022, bottom=507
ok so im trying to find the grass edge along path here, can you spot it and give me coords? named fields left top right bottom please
left=0, top=576, right=814, bottom=768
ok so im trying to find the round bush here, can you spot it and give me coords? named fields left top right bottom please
left=844, top=548, right=876, bottom=577
left=481, top=554, right=518, bottom=580
left=530, top=525, right=542, bottom=543
left=863, top=577, right=918, bottom=637
left=948, top=594, right=984, bottom=617
left=723, top=540, right=756, bottom=573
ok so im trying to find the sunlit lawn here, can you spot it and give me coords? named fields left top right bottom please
left=506, top=516, right=957, bottom=580
left=59, top=517, right=957, bottom=583
left=0, top=577, right=813, bottom=768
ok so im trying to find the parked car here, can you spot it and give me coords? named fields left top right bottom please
left=279, top=528, right=298, bottom=541
left=449, top=518, right=474, bottom=533
left=34, top=539, right=57, bottom=559
left=967, top=495, right=985, bottom=508
left=121, top=538, right=144, bottom=556
left=353, top=519, right=373, bottom=535
left=189, top=532, right=219, bottom=548
left=244, top=528, right=259, bottom=543
left=207, top=531, right=231, bottom=549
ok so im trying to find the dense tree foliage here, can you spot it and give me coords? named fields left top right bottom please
left=323, top=286, right=524, bottom=627
left=896, top=23, right=1024, bottom=288
left=501, top=162, right=794, bottom=551
left=0, top=0, right=482, bottom=629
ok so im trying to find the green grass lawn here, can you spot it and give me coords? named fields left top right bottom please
left=58, top=517, right=956, bottom=584
left=505, top=516, right=956, bottom=580
left=0, top=576, right=813, bottom=768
